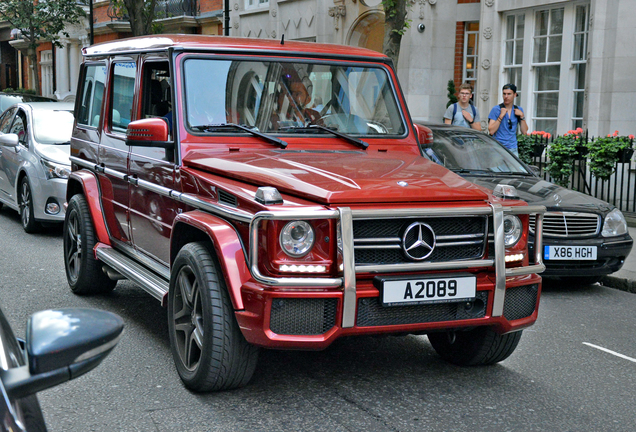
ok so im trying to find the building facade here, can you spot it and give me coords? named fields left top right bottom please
left=1, top=0, right=633, bottom=137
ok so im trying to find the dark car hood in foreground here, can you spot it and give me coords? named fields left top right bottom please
left=464, top=174, right=613, bottom=214
left=183, top=149, right=491, bottom=205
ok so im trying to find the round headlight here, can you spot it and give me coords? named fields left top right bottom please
left=503, top=215, right=522, bottom=247
left=602, top=208, right=628, bottom=237
left=280, top=221, right=315, bottom=257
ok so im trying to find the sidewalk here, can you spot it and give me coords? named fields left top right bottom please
left=599, top=226, right=636, bottom=293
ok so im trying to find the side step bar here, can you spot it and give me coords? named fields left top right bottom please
left=95, top=245, right=169, bottom=305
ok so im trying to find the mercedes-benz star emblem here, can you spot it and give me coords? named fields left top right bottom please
left=402, top=222, right=436, bottom=261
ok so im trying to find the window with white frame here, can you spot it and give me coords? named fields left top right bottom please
left=532, top=7, right=563, bottom=134
left=463, top=22, right=479, bottom=92
left=503, top=13, right=524, bottom=108
left=245, top=0, right=268, bottom=9
left=572, top=4, right=589, bottom=129
left=502, top=2, right=590, bottom=136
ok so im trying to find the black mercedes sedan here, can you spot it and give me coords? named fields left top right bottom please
left=417, top=122, right=633, bottom=284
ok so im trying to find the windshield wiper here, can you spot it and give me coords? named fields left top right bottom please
left=191, top=123, right=288, bottom=149
left=451, top=168, right=492, bottom=174
left=279, top=125, right=368, bottom=150
left=53, top=141, right=71, bottom=146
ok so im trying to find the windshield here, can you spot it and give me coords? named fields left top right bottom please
left=424, top=129, right=530, bottom=174
left=183, top=58, right=406, bottom=136
left=32, top=110, right=74, bottom=144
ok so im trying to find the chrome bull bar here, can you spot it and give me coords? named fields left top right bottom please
left=249, top=204, right=545, bottom=328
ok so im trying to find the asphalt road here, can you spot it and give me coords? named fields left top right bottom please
left=1, top=205, right=635, bottom=432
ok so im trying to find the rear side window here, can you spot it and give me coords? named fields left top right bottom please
left=77, top=64, right=106, bottom=127
left=111, top=62, right=136, bottom=133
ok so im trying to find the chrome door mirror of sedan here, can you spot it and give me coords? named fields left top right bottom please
left=0, top=308, right=124, bottom=399
left=0, top=134, right=19, bottom=148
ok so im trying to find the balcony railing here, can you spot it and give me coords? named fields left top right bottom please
left=107, top=0, right=198, bottom=21
left=155, top=0, right=199, bottom=18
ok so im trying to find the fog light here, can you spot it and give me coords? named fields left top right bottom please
left=505, top=253, right=524, bottom=263
left=279, top=264, right=327, bottom=273
left=45, top=202, right=61, bottom=215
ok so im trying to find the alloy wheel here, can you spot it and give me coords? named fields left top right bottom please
left=172, top=266, right=204, bottom=372
left=20, top=181, right=31, bottom=228
left=65, top=211, right=82, bottom=282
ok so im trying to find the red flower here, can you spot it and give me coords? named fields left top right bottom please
left=629, top=134, right=635, bottom=140
left=545, top=133, right=551, bottom=139
left=613, top=131, right=619, bottom=136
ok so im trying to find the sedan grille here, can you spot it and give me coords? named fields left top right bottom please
left=530, top=212, right=600, bottom=238
left=353, top=216, right=487, bottom=265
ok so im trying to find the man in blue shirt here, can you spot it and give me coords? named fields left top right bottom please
left=488, top=84, right=528, bottom=155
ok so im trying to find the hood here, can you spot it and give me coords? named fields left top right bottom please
left=463, top=174, right=613, bottom=213
left=182, top=149, right=490, bottom=205
left=36, top=143, right=71, bottom=165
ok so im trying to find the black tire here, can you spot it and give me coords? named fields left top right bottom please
left=19, top=177, right=40, bottom=233
left=562, top=276, right=602, bottom=286
left=63, top=194, right=116, bottom=294
left=428, top=327, right=522, bottom=366
left=17, top=394, right=48, bottom=432
left=168, top=242, right=259, bottom=392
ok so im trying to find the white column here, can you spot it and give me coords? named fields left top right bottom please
left=69, top=42, right=80, bottom=96
left=55, top=42, right=69, bottom=98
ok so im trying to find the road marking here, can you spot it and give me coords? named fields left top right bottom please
left=583, top=342, right=636, bottom=363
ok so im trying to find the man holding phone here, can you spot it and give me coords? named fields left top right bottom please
left=488, top=83, right=528, bottom=155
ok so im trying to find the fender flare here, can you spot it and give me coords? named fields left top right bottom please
left=66, top=170, right=111, bottom=246
left=172, top=211, right=250, bottom=311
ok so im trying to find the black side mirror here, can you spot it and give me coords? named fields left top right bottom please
left=529, top=165, right=541, bottom=177
left=0, top=308, right=124, bottom=399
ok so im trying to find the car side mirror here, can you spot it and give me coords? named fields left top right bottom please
left=529, top=165, right=541, bottom=177
left=0, top=133, right=19, bottom=148
left=126, top=118, right=173, bottom=149
left=0, top=308, right=124, bottom=399
left=414, top=124, right=433, bottom=147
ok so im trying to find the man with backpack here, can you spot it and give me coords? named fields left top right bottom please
left=488, top=83, right=528, bottom=156
left=443, top=83, right=482, bottom=130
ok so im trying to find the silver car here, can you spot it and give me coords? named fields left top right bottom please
left=0, top=102, right=74, bottom=232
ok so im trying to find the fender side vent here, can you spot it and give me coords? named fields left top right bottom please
left=218, top=189, right=238, bottom=207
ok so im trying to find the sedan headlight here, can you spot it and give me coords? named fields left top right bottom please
left=41, top=159, right=71, bottom=179
left=602, top=208, right=628, bottom=237
left=503, top=215, right=522, bottom=247
left=280, top=221, right=315, bottom=257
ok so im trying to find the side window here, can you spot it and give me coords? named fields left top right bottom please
left=141, top=61, right=171, bottom=134
left=111, top=62, right=136, bottom=133
left=9, top=110, right=27, bottom=146
left=0, top=107, right=16, bottom=133
left=76, top=64, right=106, bottom=127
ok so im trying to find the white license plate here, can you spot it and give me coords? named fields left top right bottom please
left=381, top=275, right=476, bottom=306
left=544, top=245, right=597, bottom=260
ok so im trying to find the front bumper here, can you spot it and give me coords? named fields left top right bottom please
left=32, top=176, right=67, bottom=223
left=235, top=272, right=542, bottom=349
left=237, top=204, right=546, bottom=350
left=529, top=234, right=633, bottom=277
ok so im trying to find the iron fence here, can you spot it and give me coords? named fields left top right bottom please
left=523, top=132, right=636, bottom=215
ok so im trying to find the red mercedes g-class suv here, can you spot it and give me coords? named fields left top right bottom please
left=64, top=35, right=545, bottom=392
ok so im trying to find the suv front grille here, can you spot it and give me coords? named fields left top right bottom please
left=530, top=212, right=600, bottom=238
left=353, top=216, right=487, bottom=265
